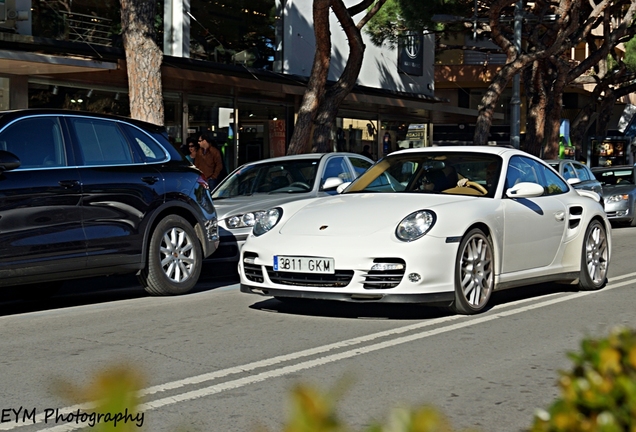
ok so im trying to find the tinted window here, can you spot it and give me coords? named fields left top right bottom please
left=0, top=117, right=66, bottom=168
left=70, top=118, right=134, bottom=165
left=562, top=162, right=576, bottom=179
left=322, top=157, right=350, bottom=184
left=121, top=124, right=167, bottom=163
left=348, top=156, right=373, bottom=178
left=212, top=159, right=319, bottom=198
left=572, top=162, right=591, bottom=181
left=506, top=156, right=568, bottom=195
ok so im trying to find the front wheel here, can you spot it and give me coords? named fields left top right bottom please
left=451, top=228, right=494, bottom=315
left=139, top=215, right=202, bottom=295
left=578, top=220, right=609, bottom=291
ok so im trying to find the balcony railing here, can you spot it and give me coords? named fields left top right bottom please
left=60, top=11, right=113, bottom=47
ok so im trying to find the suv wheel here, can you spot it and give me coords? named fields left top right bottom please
left=139, top=215, right=202, bottom=295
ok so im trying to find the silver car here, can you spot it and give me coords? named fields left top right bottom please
left=546, top=159, right=603, bottom=197
left=209, top=152, right=373, bottom=261
left=592, top=165, right=636, bottom=226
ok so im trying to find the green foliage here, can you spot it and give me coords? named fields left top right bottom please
left=365, top=0, right=406, bottom=47
left=55, top=363, right=145, bottom=432
left=366, top=0, right=475, bottom=47
left=280, top=381, right=476, bottom=432
left=531, top=327, right=636, bottom=432
left=624, top=37, right=636, bottom=72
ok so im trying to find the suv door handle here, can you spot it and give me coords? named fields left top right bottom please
left=59, top=180, right=80, bottom=189
left=142, top=176, right=160, bottom=185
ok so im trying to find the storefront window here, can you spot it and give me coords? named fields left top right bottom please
left=189, top=0, right=276, bottom=69
left=28, top=83, right=130, bottom=116
left=237, top=102, right=286, bottom=165
left=188, top=95, right=235, bottom=168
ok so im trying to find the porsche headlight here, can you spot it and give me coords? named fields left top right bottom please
left=225, top=211, right=266, bottom=229
left=607, top=194, right=629, bottom=203
left=396, top=210, right=436, bottom=242
left=253, top=208, right=283, bottom=237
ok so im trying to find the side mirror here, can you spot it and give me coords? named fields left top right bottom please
left=0, top=150, right=20, bottom=172
left=322, top=176, right=344, bottom=191
left=566, top=177, right=582, bottom=186
left=505, top=182, right=545, bottom=198
left=336, top=182, right=351, bottom=194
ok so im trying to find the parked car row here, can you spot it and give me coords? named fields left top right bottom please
left=0, top=109, right=616, bottom=314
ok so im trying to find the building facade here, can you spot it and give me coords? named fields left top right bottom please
left=0, top=0, right=489, bottom=170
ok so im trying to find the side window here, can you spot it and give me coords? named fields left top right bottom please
left=348, top=156, right=373, bottom=179
left=505, top=156, right=540, bottom=188
left=0, top=117, right=66, bottom=169
left=573, top=162, right=591, bottom=181
left=562, top=163, right=576, bottom=179
left=69, top=118, right=133, bottom=165
left=538, top=163, right=569, bottom=195
left=506, top=156, right=568, bottom=195
left=322, top=157, right=348, bottom=186
left=121, top=124, right=167, bottom=163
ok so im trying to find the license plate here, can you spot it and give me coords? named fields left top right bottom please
left=273, top=256, right=335, bottom=274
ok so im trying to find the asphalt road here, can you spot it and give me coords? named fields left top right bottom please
left=1, top=226, right=635, bottom=432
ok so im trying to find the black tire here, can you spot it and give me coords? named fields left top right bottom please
left=578, top=220, right=609, bottom=291
left=139, top=215, right=202, bottom=295
left=451, top=228, right=494, bottom=315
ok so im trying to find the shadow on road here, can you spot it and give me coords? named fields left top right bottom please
left=0, top=263, right=239, bottom=317
left=247, top=281, right=580, bottom=320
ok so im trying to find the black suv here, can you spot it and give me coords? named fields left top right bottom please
left=0, top=109, right=219, bottom=296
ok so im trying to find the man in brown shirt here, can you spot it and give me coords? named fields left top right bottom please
left=195, top=131, right=224, bottom=189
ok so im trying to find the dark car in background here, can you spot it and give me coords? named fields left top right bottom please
left=545, top=159, right=604, bottom=198
left=210, top=153, right=373, bottom=262
left=0, top=109, right=219, bottom=296
left=591, top=165, right=636, bottom=226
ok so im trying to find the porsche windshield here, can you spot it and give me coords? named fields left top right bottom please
left=212, top=159, right=319, bottom=199
left=346, top=152, right=503, bottom=198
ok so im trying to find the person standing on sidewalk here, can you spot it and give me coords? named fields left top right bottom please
left=195, top=131, right=223, bottom=190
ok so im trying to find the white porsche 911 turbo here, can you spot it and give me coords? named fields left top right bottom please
left=238, top=146, right=611, bottom=315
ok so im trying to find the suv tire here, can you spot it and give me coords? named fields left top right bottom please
left=139, top=215, right=202, bottom=295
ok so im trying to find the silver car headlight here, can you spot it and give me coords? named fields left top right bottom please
left=607, top=194, right=629, bottom=203
left=226, top=211, right=266, bottom=229
left=253, top=208, right=283, bottom=237
left=396, top=210, right=436, bottom=242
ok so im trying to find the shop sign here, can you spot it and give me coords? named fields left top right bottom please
left=268, top=120, right=286, bottom=157
left=398, top=31, right=423, bottom=76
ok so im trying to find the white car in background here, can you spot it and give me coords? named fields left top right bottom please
left=239, top=146, right=611, bottom=315
left=209, top=152, right=373, bottom=262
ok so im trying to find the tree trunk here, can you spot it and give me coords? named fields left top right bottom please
left=542, top=60, right=569, bottom=160
left=523, top=60, right=547, bottom=157
left=311, top=0, right=367, bottom=153
left=120, top=0, right=164, bottom=125
left=474, top=64, right=518, bottom=145
left=287, top=0, right=332, bottom=155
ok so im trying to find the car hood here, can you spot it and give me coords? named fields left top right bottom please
left=601, top=184, right=635, bottom=197
left=213, top=193, right=317, bottom=219
left=279, top=193, right=472, bottom=237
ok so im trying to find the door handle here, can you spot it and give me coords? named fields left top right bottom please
left=141, top=176, right=160, bottom=185
left=59, top=180, right=79, bottom=189
left=554, top=211, right=565, bottom=222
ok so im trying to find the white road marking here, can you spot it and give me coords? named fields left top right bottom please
left=3, top=276, right=634, bottom=431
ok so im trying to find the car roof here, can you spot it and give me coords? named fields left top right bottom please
left=239, top=152, right=367, bottom=166
left=389, top=145, right=521, bottom=157
left=0, top=109, right=166, bottom=134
